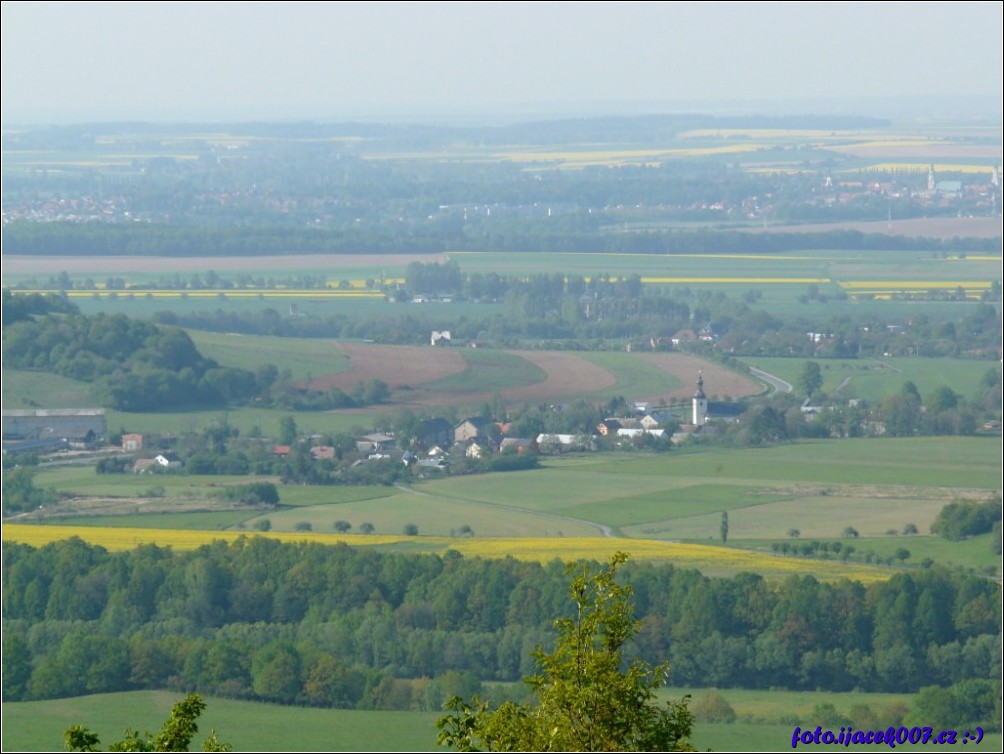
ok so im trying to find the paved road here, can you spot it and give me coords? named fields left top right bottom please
left=749, top=367, right=792, bottom=394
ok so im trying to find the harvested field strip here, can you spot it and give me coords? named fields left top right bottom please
left=1, top=525, right=894, bottom=583
left=678, top=128, right=859, bottom=140
left=640, top=277, right=830, bottom=284
left=21, top=289, right=387, bottom=299
left=840, top=281, right=991, bottom=289
left=499, top=350, right=617, bottom=402
left=635, top=352, right=763, bottom=400
left=448, top=251, right=850, bottom=262
left=305, top=342, right=466, bottom=394
left=849, top=163, right=997, bottom=174
left=489, top=145, right=760, bottom=163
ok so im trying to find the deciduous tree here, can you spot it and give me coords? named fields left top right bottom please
left=65, top=693, right=230, bottom=751
left=436, top=552, right=695, bottom=751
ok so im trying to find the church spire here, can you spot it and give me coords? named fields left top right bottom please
left=692, top=372, right=708, bottom=426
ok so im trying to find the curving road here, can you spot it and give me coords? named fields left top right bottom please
left=749, top=366, right=792, bottom=394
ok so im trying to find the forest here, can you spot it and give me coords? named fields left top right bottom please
left=2, top=537, right=1000, bottom=722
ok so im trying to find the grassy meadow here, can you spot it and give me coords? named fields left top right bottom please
left=12, top=436, right=999, bottom=578
left=0, top=691, right=442, bottom=753
left=187, top=331, right=353, bottom=380
left=3, top=689, right=1001, bottom=753
left=737, top=356, right=996, bottom=403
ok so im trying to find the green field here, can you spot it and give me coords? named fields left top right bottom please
left=188, top=331, right=352, bottom=380
left=422, top=348, right=547, bottom=395
left=26, top=437, right=1000, bottom=577
left=0, top=691, right=442, bottom=753
left=6, top=245, right=997, bottom=325
left=578, top=351, right=685, bottom=400
left=3, top=689, right=1000, bottom=753
left=1, top=369, right=96, bottom=408
left=734, top=533, right=999, bottom=573
left=447, top=249, right=999, bottom=319
left=739, top=356, right=996, bottom=403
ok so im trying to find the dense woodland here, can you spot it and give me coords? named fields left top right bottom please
left=2, top=538, right=1000, bottom=724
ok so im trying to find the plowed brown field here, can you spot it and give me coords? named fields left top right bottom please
left=636, top=352, right=762, bottom=401
left=305, top=342, right=466, bottom=393
left=305, top=343, right=761, bottom=410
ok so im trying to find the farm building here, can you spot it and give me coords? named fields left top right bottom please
left=2, top=408, right=106, bottom=448
left=417, top=418, right=454, bottom=450
left=454, top=417, right=492, bottom=444
left=122, top=434, right=144, bottom=451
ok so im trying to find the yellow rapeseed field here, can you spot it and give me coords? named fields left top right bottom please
left=2, top=525, right=893, bottom=584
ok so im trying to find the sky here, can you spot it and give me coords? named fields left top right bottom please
left=2, top=1, right=1002, bottom=124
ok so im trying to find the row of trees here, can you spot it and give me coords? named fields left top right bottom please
left=5, top=218, right=1000, bottom=258
left=931, top=497, right=1002, bottom=542
left=145, top=289, right=1001, bottom=362
left=3, top=537, right=999, bottom=706
left=721, top=371, right=1001, bottom=446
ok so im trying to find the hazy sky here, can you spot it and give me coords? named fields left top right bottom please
left=2, top=1, right=1001, bottom=123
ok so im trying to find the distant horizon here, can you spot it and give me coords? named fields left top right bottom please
left=3, top=93, right=1002, bottom=129
left=3, top=2, right=1000, bottom=129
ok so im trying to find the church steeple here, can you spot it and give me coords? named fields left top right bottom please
left=692, top=373, right=708, bottom=426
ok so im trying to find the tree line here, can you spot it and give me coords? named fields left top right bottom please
left=3, top=538, right=1000, bottom=711
left=1, top=304, right=390, bottom=413
left=147, top=287, right=1000, bottom=361
left=4, top=221, right=999, bottom=258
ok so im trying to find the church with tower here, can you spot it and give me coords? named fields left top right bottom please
left=692, top=373, right=708, bottom=426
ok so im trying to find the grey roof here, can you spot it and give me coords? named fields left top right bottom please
left=2, top=408, right=106, bottom=417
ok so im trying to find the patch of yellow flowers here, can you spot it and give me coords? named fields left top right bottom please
left=3, top=525, right=892, bottom=584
